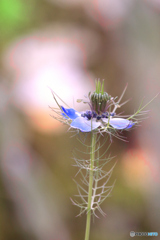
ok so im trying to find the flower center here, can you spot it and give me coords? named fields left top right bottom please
left=81, top=110, right=115, bottom=120
left=90, top=92, right=112, bottom=114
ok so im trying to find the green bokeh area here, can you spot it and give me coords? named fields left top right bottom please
left=0, top=0, right=32, bottom=39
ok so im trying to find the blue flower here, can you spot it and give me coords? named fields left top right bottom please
left=61, top=106, right=135, bottom=132
left=50, top=80, right=138, bottom=134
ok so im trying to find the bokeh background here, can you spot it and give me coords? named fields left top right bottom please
left=0, top=0, right=160, bottom=240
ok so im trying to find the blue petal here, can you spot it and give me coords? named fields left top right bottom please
left=125, top=121, right=135, bottom=129
left=71, top=117, right=101, bottom=132
left=61, top=106, right=80, bottom=120
left=102, top=118, right=134, bottom=130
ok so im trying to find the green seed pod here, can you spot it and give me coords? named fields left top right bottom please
left=98, top=93, right=101, bottom=100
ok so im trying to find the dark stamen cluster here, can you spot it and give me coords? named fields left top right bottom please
left=81, top=111, right=115, bottom=120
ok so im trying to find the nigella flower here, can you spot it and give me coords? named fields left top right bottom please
left=50, top=80, right=136, bottom=134
left=61, top=106, right=134, bottom=132
left=49, top=80, right=157, bottom=240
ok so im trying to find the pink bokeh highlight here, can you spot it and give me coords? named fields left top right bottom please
left=4, top=36, right=96, bottom=132
left=122, top=148, right=160, bottom=188
left=89, top=0, right=133, bottom=29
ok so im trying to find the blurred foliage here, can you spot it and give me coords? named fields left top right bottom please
left=0, top=0, right=34, bottom=43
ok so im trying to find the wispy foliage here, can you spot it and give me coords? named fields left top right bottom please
left=71, top=133, right=116, bottom=218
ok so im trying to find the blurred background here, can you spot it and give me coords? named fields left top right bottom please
left=0, top=0, right=160, bottom=239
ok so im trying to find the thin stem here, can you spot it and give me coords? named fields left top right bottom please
left=84, top=133, right=97, bottom=240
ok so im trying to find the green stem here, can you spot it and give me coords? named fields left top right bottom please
left=84, top=133, right=97, bottom=240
